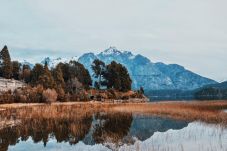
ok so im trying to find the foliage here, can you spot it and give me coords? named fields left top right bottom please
left=104, top=61, right=132, bottom=92
left=12, top=61, right=22, bottom=80
left=38, top=63, right=56, bottom=89
left=42, top=89, right=58, bottom=103
left=21, top=65, right=31, bottom=83
left=59, top=61, right=92, bottom=90
left=0, top=46, right=12, bottom=79
left=31, top=63, right=44, bottom=86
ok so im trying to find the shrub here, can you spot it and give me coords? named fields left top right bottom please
left=42, top=89, right=58, bottom=103
left=0, top=90, right=14, bottom=104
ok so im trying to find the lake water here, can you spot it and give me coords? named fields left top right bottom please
left=0, top=107, right=227, bottom=151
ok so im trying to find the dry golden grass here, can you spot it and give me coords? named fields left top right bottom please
left=0, top=101, right=227, bottom=125
left=110, top=101, right=227, bottom=125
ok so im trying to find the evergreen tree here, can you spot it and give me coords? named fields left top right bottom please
left=139, top=87, right=144, bottom=94
left=0, top=46, right=12, bottom=79
left=38, top=62, right=56, bottom=89
left=104, top=61, right=132, bottom=92
left=53, top=64, right=65, bottom=89
left=118, top=64, right=132, bottom=91
left=94, top=81, right=100, bottom=90
left=91, top=59, right=106, bottom=89
left=31, top=63, right=44, bottom=86
left=12, top=61, right=21, bottom=80
left=22, top=65, right=31, bottom=83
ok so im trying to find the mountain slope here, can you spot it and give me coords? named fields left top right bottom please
left=78, top=47, right=217, bottom=90
left=34, top=47, right=217, bottom=90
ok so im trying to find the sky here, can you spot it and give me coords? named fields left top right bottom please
left=0, top=0, right=227, bottom=82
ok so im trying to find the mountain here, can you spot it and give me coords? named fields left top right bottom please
left=78, top=47, right=217, bottom=90
left=20, top=60, right=35, bottom=69
left=29, top=47, right=216, bottom=91
left=40, top=56, right=79, bottom=68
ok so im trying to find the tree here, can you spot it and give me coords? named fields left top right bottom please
left=66, top=77, right=83, bottom=94
left=12, top=61, right=21, bottom=80
left=0, top=46, right=12, bottom=79
left=31, top=64, right=44, bottom=86
left=53, top=64, right=65, bottom=89
left=91, top=59, right=106, bottom=89
left=94, top=81, right=100, bottom=90
left=21, top=65, right=31, bottom=83
left=38, top=62, right=56, bottom=89
left=139, top=87, right=144, bottom=94
left=104, top=61, right=132, bottom=92
left=59, top=61, right=92, bottom=90
left=52, top=64, right=65, bottom=100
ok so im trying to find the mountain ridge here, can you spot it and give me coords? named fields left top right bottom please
left=22, top=47, right=217, bottom=90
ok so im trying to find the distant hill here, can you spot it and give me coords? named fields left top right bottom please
left=202, top=81, right=227, bottom=89
left=194, top=81, right=227, bottom=100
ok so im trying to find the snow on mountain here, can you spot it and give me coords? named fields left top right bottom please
left=78, top=47, right=217, bottom=90
left=41, top=56, right=79, bottom=68
left=20, top=60, right=35, bottom=69
left=22, top=47, right=217, bottom=90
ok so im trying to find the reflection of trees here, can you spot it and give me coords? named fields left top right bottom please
left=93, top=112, right=133, bottom=144
left=0, top=108, right=93, bottom=151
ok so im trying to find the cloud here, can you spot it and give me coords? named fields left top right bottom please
left=0, top=0, right=227, bottom=81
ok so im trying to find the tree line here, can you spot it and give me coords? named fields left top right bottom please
left=0, top=45, right=135, bottom=103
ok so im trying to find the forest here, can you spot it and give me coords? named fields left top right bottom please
left=0, top=46, right=144, bottom=103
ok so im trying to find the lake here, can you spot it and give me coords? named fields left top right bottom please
left=0, top=102, right=227, bottom=151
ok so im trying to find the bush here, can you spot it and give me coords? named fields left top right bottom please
left=0, top=90, right=14, bottom=104
left=42, top=89, right=58, bottom=103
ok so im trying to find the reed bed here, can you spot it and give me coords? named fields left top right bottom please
left=110, top=101, right=227, bottom=125
left=0, top=101, right=227, bottom=125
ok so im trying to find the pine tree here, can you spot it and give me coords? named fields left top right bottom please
left=12, top=61, right=21, bottom=80
left=0, top=46, right=12, bottom=79
left=53, top=64, right=65, bottom=89
left=31, top=63, right=44, bottom=86
left=22, top=65, right=31, bottom=83
left=39, top=62, right=56, bottom=89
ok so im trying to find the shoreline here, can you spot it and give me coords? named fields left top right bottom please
left=0, top=100, right=227, bottom=130
left=0, top=99, right=227, bottom=108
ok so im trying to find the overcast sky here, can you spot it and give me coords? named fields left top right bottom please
left=0, top=0, right=226, bottom=82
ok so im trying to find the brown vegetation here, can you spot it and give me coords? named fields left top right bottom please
left=0, top=101, right=227, bottom=126
left=110, top=101, right=227, bottom=125
left=42, top=89, right=58, bottom=103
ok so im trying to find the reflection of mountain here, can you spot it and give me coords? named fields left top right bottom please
left=129, top=116, right=188, bottom=140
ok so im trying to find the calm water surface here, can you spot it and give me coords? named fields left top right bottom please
left=0, top=106, right=226, bottom=151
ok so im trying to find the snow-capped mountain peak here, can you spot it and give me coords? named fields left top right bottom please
left=100, top=46, right=122, bottom=55
left=20, top=47, right=217, bottom=90
left=79, top=47, right=217, bottom=90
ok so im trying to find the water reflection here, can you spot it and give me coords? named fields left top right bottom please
left=0, top=106, right=189, bottom=151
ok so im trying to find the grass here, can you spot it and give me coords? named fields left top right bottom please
left=110, top=101, right=227, bottom=125
left=0, top=101, right=227, bottom=151
left=0, top=100, right=227, bottom=126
